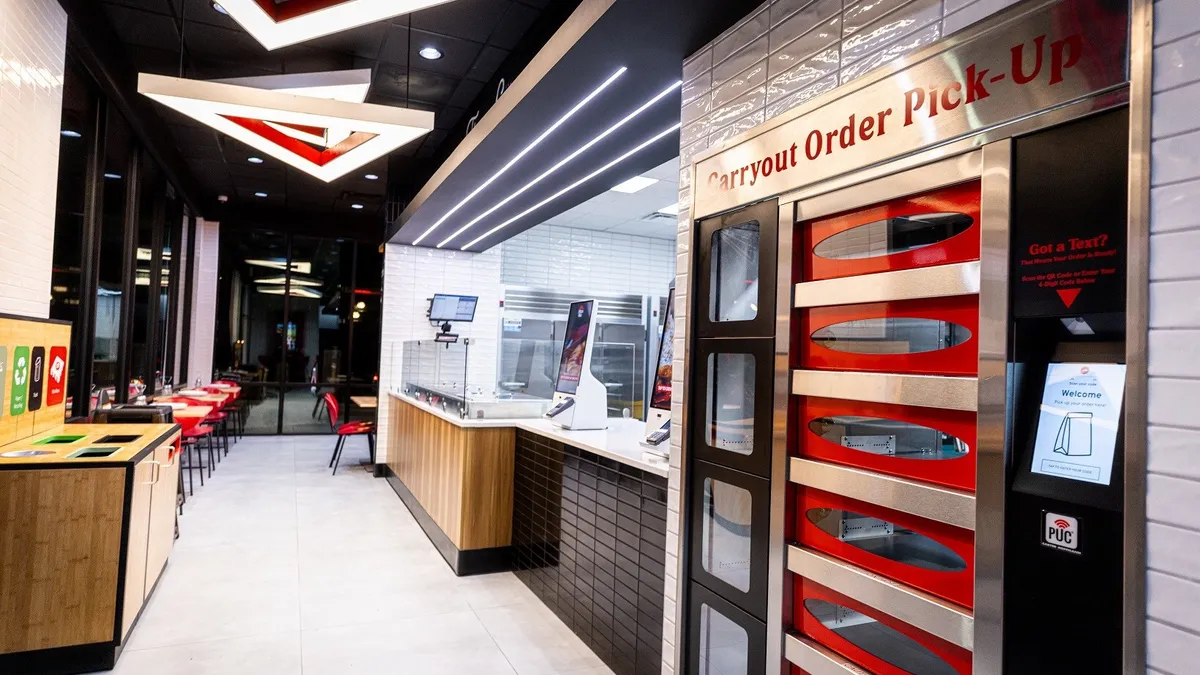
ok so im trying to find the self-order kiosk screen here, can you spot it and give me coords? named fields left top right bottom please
left=555, top=301, right=594, bottom=395
left=1030, top=362, right=1127, bottom=486
left=650, top=290, right=675, bottom=411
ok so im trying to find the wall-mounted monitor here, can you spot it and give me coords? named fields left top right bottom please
left=554, top=300, right=595, bottom=395
left=650, top=288, right=676, bottom=411
left=1029, top=362, right=1126, bottom=486
left=429, top=294, right=478, bottom=322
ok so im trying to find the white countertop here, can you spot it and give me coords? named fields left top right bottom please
left=390, top=393, right=670, bottom=477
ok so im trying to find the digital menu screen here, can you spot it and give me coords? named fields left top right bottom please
left=650, top=290, right=675, bottom=411
left=1030, top=362, right=1127, bottom=485
left=555, top=300, right=594, bottom=395
left=429, top=294, right=479, bottom=322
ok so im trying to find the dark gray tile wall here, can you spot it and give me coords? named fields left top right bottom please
left=512, top=429, right=670, bottom=675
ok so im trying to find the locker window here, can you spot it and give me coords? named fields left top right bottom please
left=811, top=318, right=972, bottom=355
left=702, top=478, right=753, bottom=592
left=705, top=353, right=755, bottom=456
left=803, top=599, right=958, bottom=675
left=808, top=416, right=970, bottom=461
left=806, top=508, right=967, bottom=572
left=697, top=603, right=750, bottom=675
left=709, top=222, right=761, bottom=323
left=812, top=212, right=973, bottom=261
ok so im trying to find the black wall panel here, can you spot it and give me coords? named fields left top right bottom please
left=513, top=429, right=669, bottom=675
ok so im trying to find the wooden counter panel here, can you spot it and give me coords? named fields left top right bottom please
left=0, top=467, right=125, bottom=654
left=387, top=396, right=515, bottom=551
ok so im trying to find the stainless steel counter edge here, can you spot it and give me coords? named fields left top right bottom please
left=389, top=393, right=670, bottom=477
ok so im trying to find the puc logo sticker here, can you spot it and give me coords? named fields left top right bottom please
left=1043, top=512, right=1080, bottom=554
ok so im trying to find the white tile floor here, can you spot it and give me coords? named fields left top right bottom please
left=96, top=435, right=615, bottom=675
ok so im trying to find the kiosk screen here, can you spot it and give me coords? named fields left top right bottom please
left=430, top=294, right=479, bottom=322
left=555, top=301, right=594, bottom=395
left=1030, top=362, right=1126, bottom=486
left=650, top=289, right=676, bottom=411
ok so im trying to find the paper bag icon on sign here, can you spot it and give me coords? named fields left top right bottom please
left=1053, top=411, right=1093, bottom=457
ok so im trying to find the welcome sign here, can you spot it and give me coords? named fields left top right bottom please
left=692, top=0, right=1129, bottom=218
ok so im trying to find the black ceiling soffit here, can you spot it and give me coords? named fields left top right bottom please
left=386, top=0, right=766, bottom=252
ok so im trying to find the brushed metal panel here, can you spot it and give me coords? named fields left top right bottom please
left=791, top=370, right=978, bottom=412
left=794, top=262, right=981, bottom=308
left=972, top=139, right=1013, bottom=675
left=1124, top=1, right=1152, bottom=672
left=785, top=634, right=874, bottom=675
left=788, top=546, right=974, bottom=651
left=767, top=201, right=795, bottom=672
left=789, top=457, right=976, bottom=531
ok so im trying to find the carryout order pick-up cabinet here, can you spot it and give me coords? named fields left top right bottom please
left=678, top=1, right=1146, bottom=674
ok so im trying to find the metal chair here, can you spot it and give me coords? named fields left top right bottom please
left=323, top=393, right=375, bottom=475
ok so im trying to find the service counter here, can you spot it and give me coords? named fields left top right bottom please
left=384, top=393, right=670, bottom=675
left=0, top=423, right=181, bottom=674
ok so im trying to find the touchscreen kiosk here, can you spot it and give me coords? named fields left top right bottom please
left=544, top=300, right=607, bottom=430
left=643, top=288, right=675, bottom=449
left=1030, top=362, right=1127, bottom=486
left=429, top=294, right=478, bottom=323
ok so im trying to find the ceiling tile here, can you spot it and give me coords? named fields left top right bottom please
left=411, top=0, right=511, bottom=43
left=103, top=5, right=181, bottom=52
left=447, top=78, right=486, bottom=109
left=490, top=2, right=540, bottom=51
left=466, top=45, right=510, bottom=82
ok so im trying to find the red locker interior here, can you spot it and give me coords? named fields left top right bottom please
left=798, top=294, right=980, bottom=376
left=800, top=180, right=982, bottom=282
left=796, top=396, right=977, bottom=492
left=794, top=487, right=974, bottom=608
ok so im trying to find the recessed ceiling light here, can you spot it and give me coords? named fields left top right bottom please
left=364, top=173, right=379, bottom=180
left=610, top=176, right=658, bottom=194
left=656, top=203, right=680, bottom=216
left=248, top=156, right=264, bottom=164
left=211, top=2, right=228, bottom=15
left=419, top=47, right=443, bottom=61
left=462, top=122, right=681, bottom=250
left=351, top=203, right=364, bottom=210
left=436, top=79, right=682, bottom=248
left=413, top=66, right=628, bottom=246
left=104, top=173, right=122, bottom=180
left=61, top=130, right=81, bottom=138
left=255, top=191, right=268, bottom=198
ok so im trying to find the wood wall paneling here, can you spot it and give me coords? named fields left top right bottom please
left=0, top=467, right=125, bottom=654
left=386, top=396, right=515, bottom=550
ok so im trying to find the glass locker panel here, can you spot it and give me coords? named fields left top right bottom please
left=687, top=582, right=766, bottom=675
left=690, top=461, right=770, bottom=620
left=696, top=200, right=778, bottom=339
left=693, top=338, right=775, bottom=478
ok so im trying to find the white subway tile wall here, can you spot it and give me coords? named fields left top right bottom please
left=377, top=227, right=676, bottom=463
left=0, top=0, right=67, bottom=318
left=1148, top=2, right=1200, bottom=673
left=376, top=243, right=503, bottom=464
left=502, top=225, right=676, bottom=295
left=186, top=219, right=219, bottom=385
left=667, top=1, right=1023, bottom=673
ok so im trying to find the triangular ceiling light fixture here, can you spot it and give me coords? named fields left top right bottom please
left=216, top=0, right=459, bottom=50
left=138, top=69, right=433, bottom=183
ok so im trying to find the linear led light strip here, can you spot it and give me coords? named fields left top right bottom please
left=461, top=122, right=682, bottom=251
left=437, top=79, right=683, bottom=249
left=411, top=67, right=628, bottom=246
